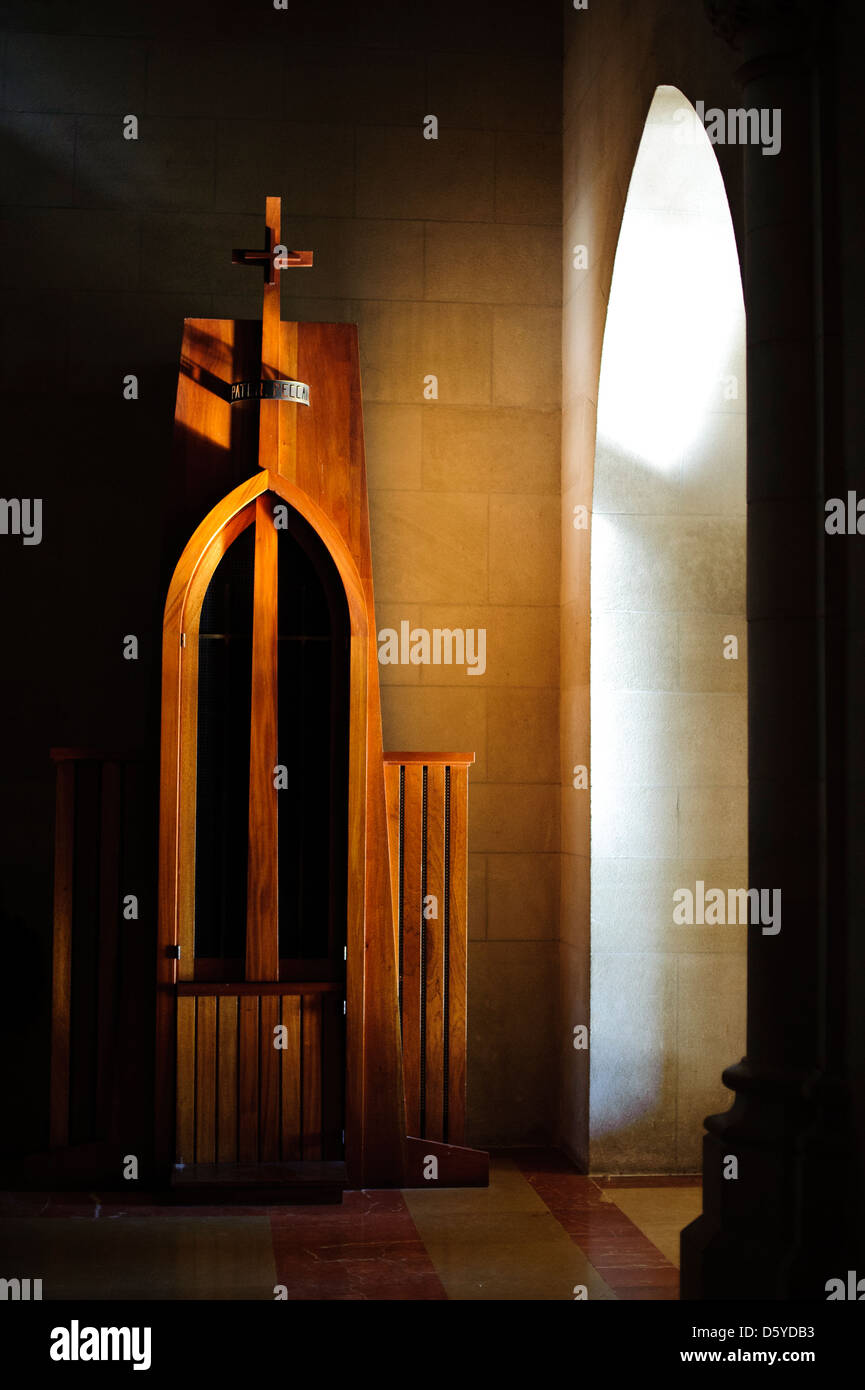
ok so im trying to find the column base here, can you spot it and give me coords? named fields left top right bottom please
left=680, top=1060, right=864, bottom=1300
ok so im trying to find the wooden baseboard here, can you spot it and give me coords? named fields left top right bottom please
left=402, top=1136, right=489, bottom=1188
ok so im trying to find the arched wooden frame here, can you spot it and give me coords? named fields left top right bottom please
left=155, top=467, right=369, bottom=1170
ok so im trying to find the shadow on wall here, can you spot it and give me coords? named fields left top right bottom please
left=0, top=118, right=203, bottom=1160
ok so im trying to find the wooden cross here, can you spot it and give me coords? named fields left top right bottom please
left=231, top=195, right=312, bottom=378
left=232, top=196, right=312, bottom=472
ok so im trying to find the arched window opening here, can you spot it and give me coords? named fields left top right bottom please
left=189, top=496, right=351, bottom=986
left=590, top=86, right=748, bottom=1170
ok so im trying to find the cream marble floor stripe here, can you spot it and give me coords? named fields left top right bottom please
left=404, top=1157, right=617, bottom=1301
left=607, top=1186, right=703, bottom=1269
left=0, top=1216, right=278, bottom=1300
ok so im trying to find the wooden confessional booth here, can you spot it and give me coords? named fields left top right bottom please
left=152, top=198, right=488, bottom=1200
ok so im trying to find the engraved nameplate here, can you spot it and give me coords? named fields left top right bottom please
left=231, top=379, right=310, bottom=405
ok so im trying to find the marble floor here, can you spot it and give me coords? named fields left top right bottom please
left=0, top=1152, right=698, bottom=1300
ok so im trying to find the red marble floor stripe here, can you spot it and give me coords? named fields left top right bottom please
left=269, top=1190, right=448, bottom=1301
left=510, top=1150, right=681, bottom=1301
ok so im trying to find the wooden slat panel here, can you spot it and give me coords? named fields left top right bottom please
left=259, top=995, right=280, bottom=1161
left=49, top=760, right=75, bottom=1148
left=195, top=995, right=217, bottom=1163
left=383, top=761, right=401, bottom=961
left=95, top=761, right=122, bottom=1135
left=238, top=995, right=260, bottom=1162
left=424, top=765, right=446, bottom=1142
left=302, top=993, right=322, bottom=1159
left=217, top=996, right=238, bottom=1163
left=176, top=996, right=196, bottom=1165
left=279, top=995, right=301, bottom=1160
left=246, top=493, right=279, bottom=981
left=447, top=765, right=469, bottom=1145
left=401, top=763, right=424, bottom=1135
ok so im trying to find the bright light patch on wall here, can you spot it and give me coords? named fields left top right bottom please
left=595, top=86, right=744, bottom=472
left=588, top=86, right=748, bottom=1148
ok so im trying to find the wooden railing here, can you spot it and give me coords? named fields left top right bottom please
left=382, top=753, right=474, bottom=1146
left=49, top=747, right=476, bottom=1164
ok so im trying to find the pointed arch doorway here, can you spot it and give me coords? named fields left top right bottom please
left=157, top=470, right=369, bottom=1197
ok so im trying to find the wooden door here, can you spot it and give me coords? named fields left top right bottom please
left=170, top=494, right=350, bottom=1175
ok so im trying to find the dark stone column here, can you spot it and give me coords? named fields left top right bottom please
left=680, top=0, right=865, bottom=1299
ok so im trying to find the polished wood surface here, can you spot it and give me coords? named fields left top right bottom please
left=383, top=753, right=476, bottom=765
left=238, top=995, right=259, bottom=1163
left=158, top=198, right=482, bottom=1188
left=176, top=980, right=341, bottom=996
left=245, top=492, right=279, bottom=982
left=384, top=760, right=402, bottom=960
left=176, top=995, right=195, bottom=1165
left=259, top=994, right=280, bottom=1162
left=302, top=992, right=323, bottom=1161
left=404, top=1135, right=489, bottom=1187
left=174, top=989, right=334, bottom=1165
left=258, top=196, right=281, bottom=472
left=382, top=754, right=476, bottom=1151
left=425, top=763, right=446, bottom=1143
left=401, top=763, right=423, bottom=1136
left=280, top=994, right=302, bottom=1161
left=217, top=995, right=238, bottom=1164
left=447, top=764, right=470, bottom=1144
left=195, top=994, right=217, bottom=1163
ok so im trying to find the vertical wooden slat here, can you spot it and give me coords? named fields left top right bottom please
left=447, top=765, right=468, bottom=1145
left=258, top=195, right=281, bottom=471
left=176, top=996, right=196, bottom=1165
left=321, top=992, right=344, bottom=1158
left=383, top=762, right=402, bottom=961
left=95, top=761, right=122, bottom=1135
left=217, top=996, right=238, bottom=1163
left=177, top=631, right=199, bottom=982
left=344, top=630, right=368, bottom=1185
left=424, top=765, right=446, bottom=1142
left=238, top=995, right=260, bottom=1161
left=195, top=995, right=217, bottom=1163
left=302, top=993, right=322, bottom=1159
left=49, top=759, right=75, bottom=1148
left=280, top=995, right=301, bottom=1160
left=246, top=493, right=279, bottom=982
left=259, top=995, right=280, bottom=1161
left=401, top=763, right=423, bottom=1135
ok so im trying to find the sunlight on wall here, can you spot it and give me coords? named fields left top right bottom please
left=596, top=88, right=743, bottom=472
left=589, top=86, right=748, bottom=1167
